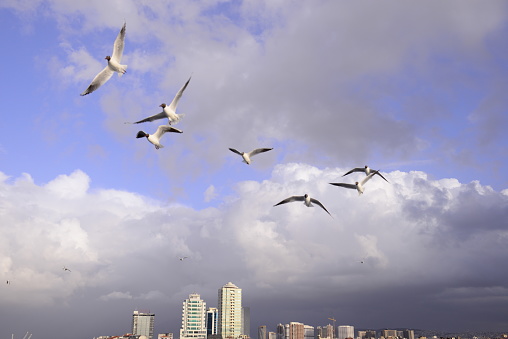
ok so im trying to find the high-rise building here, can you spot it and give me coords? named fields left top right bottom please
left=304, top=325, right=314, bottom=339
left=218, top=282, right=242, bottom=339
left=276, top=324, right=285, bottom=339
left=132, top=310, right=155, bottom=339
left=382, top=330, right=397, bottom=339
left=402, top=330, right=414, bottom=339
left=180, top=293, right=207, bottom=339
left=337, top=326, right=354, bottom=339
left=259, top=326, right=267, bottom=339
left=242, top=307, right=250, bottom=337
left=269, top=332, right=277, bottom=339
left=207, top=307, right=219, bottom=336
left=287, top=322, right=304, bottom=339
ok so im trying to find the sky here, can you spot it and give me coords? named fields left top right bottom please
left=1, top=0, right=508, bottom=338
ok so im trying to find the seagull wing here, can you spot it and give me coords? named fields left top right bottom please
left=274, top=195, right=304, bottom=206
left=229, top=148, right=243, bottom=156
left=168, top=76, right=192, bottom=112
left=248, top=148, right=273, bottom=157
left=360, top=171, right=378, bottom=186
left=342, top=167, right=363, bottom=177
left=374, top=171, right=389, bottom=182
left=132, top=111, right=167, bottom=124
left=329, top=183, right=357, bottom=190
left=154, top=125, right=183, bottom=139
left=310, top=198, right=332, bottom=217
left=80, top=66, right=114, bottom=96
left=111, top=22, right=126, bottom=62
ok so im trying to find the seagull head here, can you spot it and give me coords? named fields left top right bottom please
left=105, top=56, right=111, bottom=61
left=136, top=131, right=148, bottom=138
left=159, top=103, right=167, bottom=108
left=304, top=194, right=308, bottom=198
left=355, top=182, right=359, bottom=185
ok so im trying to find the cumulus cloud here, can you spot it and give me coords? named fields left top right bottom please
left=0, top=164, right=507, bottom=334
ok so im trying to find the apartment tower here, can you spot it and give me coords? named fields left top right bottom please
left=132, top=310, right=155, bottom=339
left=218, top=282, right=242, bottom=339
left=180, top=293, right=207, bottom=339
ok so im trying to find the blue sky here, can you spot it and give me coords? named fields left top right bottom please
left=1, top=1, right=508, bottom=338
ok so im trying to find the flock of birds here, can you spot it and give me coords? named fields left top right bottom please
left=79, top=22, right=391, bottom=219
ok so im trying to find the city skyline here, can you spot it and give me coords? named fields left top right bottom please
left=1, top=1, right=508, bottom=338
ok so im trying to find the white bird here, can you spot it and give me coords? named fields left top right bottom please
left=136, top=125, right=183, bottom=149
left=178, top=256, right=189, bottom=261
left=63, top=266, right=71, bottom=272
left=274, top=194, right=332, bottom=217
left=80, top=22, right=127, bottom=96
left=342, top=165, right=388, bottom=182
left=229, top=147, right=273, bottom=165
left=130, top=76, right=191, bottom=125
left=330, top=170, right=379, bottom=195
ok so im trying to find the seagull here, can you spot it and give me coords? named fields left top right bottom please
left=130, top=76, right=191, bottom=125
left=136, top=125, right=183, bottom=149
left=229, top=147, right=273, bottom=165
left=342, top=165, right=388, bottom=182
left=6, top=280, right=10, bottom=285
left=63, top=266, right=71, bottom=272
left=80, top=22, right=127, bottom=96
left=274, top=194, right=332, bottom=217
left=178, top=256, right=189, bottom=261
left=330, top=170, right=379, bottom=195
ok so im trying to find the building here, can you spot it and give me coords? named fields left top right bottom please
left=382, top=330, right=397, bottom=339
left=180, top=293, right=207, bottom=339
left=132, top=311, right=155, bottom=339
left=402, top=330, right=414, bottom=339
left=207, top=307, right=219, bottom=336
left=337, top=326, right=354, bottom=339
left=158, top=334, right=173, bottom=339
left=218, top=282, right=242, bottom=339
left=269, top=332, right=276, bottom=339
left=259, top=326, right=268, bottom=339
left=242, top=307, right=250, bottom=337
left=304, top=325, right=314, bottom=339
left=277, top=324, right=285, bottom=339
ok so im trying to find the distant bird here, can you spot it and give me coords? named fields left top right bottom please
left=130, top=76, right=191, bottom=125
left=136, top=125, right=183, bottom=149
left=6, top=280, right=10, bottom=285
left=229, top=147, right=273, bottom=165
left=63, top=266, right=71, bottom=272
left=274, top=194, right=332, bottom=217
left=342, top=165, right=388, bottom=182
left=330, top=170, right=379, bottom=195
left=178, top=256, right=189, bottom=261
left=81, top=22, right=127, bottom=96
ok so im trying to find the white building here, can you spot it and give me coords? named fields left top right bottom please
left=218, top=282, right=242, bottom=339
left=132, top=310, right=155, bottom=339
left=180, top=293, right=207, bottom=339
left=337, top=326, right=354, bottom=339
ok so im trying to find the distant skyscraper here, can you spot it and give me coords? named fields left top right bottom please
left=337, top=326, right=354, bottom=339
left=242, top=307, right=250, bottom=337
left=288, top=322, right=304, bottom=339
left=207, top=307, right=218, bottom=336
left=259, top=326, right=268, bottom=339
left=276, top=324, right=285, bottom=339
left=402, top=330, right=414, bottom=339
left=269, top=332, right=277, bottom=339
left=304, top=325, right=314, bottom=339
left=365, top=331, right=376, bottom=339
left=180, top=293, right=207, bottom=339
left=132, top=310, right=155, bottom=339
left=382, top=330, right=397, bottom=339
left=218, top=282, right=242, bottom=339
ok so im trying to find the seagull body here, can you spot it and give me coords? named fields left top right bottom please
left=342, top=165, right=388, bottom=182
left=274, top=194, right=332, bottom=217
left=63, top=266, right=71, bottom=272
left=81, top=22, right=127, bottom=96
left=136, top=125, right=183, bottom=149
left=330, top=170, right=379, bottom=195
left=229, top=147, right=273, bottom=164
left=179, top=256, right=188, bottom=261
left=131, top=77, right=191, bottom=125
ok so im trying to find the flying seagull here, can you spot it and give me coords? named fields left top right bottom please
left=63, top=266, right=71, bottom=272
left=330, top=170, right=380, bottom=195
left=342, top=165, right=388, bottom=182
left=274, top=194, right=332, bottom=217
left=6, top=280, right=10, bottom=285
left=129, top=76, right=191, bottom=125
left=178, top=256, right=189, bottom=261
left=229, top=147, right=273, bottom=165
left=81, top=22, right=127, bottom=96
left=136, top=125, right=183, bottom=149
